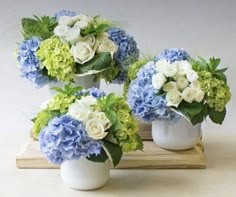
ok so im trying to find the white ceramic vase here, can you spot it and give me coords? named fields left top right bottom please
left=48, top=75, right=100, bottom=95
left=152, top=117, right=201, bottom=150
left=60, top=157, right=110, bottom=190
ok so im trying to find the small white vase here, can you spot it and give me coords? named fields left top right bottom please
left=152, top=117, right=201, bottom=150
left=48, top=75, right=100, bottom=95
left=60, top=157, right=110, bottom=190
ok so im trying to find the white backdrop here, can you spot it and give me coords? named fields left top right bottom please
left=0, top=0, right=235, bottom=134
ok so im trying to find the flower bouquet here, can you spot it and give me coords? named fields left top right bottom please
left=32, top=84, right=143, bottom=190
left=126, top=48, right=231, bottom=150
left=16, top=10, right=139, bottom=88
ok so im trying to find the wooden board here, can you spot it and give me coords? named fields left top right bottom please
left=16, top=139, right=207, bottom=169
left=137, top=122, right=152, bottom=140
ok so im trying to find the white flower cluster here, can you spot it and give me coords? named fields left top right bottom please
left=54, top=14, right=118, bottom=64
left=68, top=96, right=112, bottom=140
left=152, top=60, right=205, bottom=107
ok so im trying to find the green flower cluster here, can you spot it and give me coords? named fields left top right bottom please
left=114, top=100, right=141, bottom=152
left=198, top=70, right=231, bottom=112
left=128, top=59, right=150, bottom=80
left=33, top=110, right=55, bottom=138
left=36, top=37, right=75, bottom=81
left=48, top=94, right=76, bottom=113
left=123, top=59, right=150, bottom=97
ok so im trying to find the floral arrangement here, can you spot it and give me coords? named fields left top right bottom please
left=127, top=48, right=231, bottom=125
left=32, top=84, right=143, bottom=166
left=16, top=10, right=139, bottom=87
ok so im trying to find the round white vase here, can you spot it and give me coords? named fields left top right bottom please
left=60, top=157, right=110, bottom=190
left=48, top=75, right=100, bottom=95
left=152, top=117, right=201, bottom=150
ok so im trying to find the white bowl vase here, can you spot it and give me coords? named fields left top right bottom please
left=152, top=117, right=201, bottom=150
left=60, top=157, right=110, bottom=190
left=48, top=75, right=100, bottom=95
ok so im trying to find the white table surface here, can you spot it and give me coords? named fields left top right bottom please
left=1, top=130, right=236, bottom=197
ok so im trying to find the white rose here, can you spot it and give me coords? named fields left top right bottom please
left=40, top=99, right=50, bottom=110
left=58, top=16, right=74, bottom=26
left=182, top=87, right=196, bottom=103
left=194, top=88, right=205, bottom=102
left=176, top=76, right=189, bottom=90
left=163, top=62, right=178, bottom=77
left=86, top=119, right=108, bottom=140
left=97, top=32, right=109, bottom=39
left=80, top=96, right=97, bottom=107
left=186, top=69, right=199, bottom=82
left=54, top=25, right=70, bottom=38
left=152, top=73, right=167, bottom=89
left=166, top=89, right=182, bottom=107
left=190, top=80, right=201, bottom=89
left=176, top=60, right=192, bottom=76
left=68, top=102, right=91, bottom=124
left=96, top=37, right=118, bottom=58
left=91, top=111, right=112, bottom=130
left=79, top=35, right=96, bottom=48
left=163, top=81, right=178, bottom=92
left=71, top=41, right=95, bottom=64
left=74, top=14, right=92, bottom=29
left=64, top=27, right=81, bottom=44
left=155, top=60, right=168, bottom=73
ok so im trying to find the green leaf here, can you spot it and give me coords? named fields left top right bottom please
left=209, top=57, right=221, bottom=72
left=76, top=52, right=113, bottom=74
left=81, top=19, right=112, bottom=36
left=217, top=67, right=228, bottom=73
left=103, top=141, right=123, bottom=167
left=50, top=87, right=66, bottom=94
left=208, top=107, right=226, bottom=125
left=178, top=101, right=203, bottom=118
left=21, top=16, right=57, bottom=39
left=86, top=149, right=108, bottom=163
left=198, top=56, right=208, bottom=68
left=110, top=119, right=122, bottom=131
left=105, top=110, right=117, bottom=125
left=156, top=90, right=166, bottom=96
left=213, top=72, right=227, bottom=83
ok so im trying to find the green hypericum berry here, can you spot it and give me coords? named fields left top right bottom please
left=36, top=37, right=75, bottom=82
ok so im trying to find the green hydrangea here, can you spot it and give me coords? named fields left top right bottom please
left=199, top=70, right=231, bottom=112
left=33, top=110, right=58, bottom=138
left=113, top=100, right=141, bottom=152
left=123, top=59, right=150, bottom=97
left=48, top=94, right=76, bottom=113
left=36, top=37, right=75, bottom=82
left=120, top=134, right=142, bottom=152
left=128, top=59, right=150, bottom=80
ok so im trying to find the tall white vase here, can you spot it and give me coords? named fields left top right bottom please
left=60, top=157, right=110, bottom=190
left=48, top=75, right=100, bottom=95
left=152, top=117, right=201, bottom=150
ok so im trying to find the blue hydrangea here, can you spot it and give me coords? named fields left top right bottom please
left=75, top=87, right=106, bottom=98
left=127, top=61, right=180, bottom=122
left=39, top=115, right=103, bottom=165
left=17, top=37, right=50, bottom=87
left=54, top=10, right=76, bottom=20
left=108, top=28, right=139, bottom=84
left=155, top=48, right=190, bottom=63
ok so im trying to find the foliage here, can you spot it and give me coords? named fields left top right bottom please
left=76, top=52, right=113, bottom=74
left=21, top=16, right=57, bottom=39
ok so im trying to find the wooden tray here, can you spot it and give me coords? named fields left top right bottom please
left=16, top=139, right=206, bottom=169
